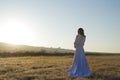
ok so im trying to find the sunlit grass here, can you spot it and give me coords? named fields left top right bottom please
left=0, top=55, right=120, bottom=80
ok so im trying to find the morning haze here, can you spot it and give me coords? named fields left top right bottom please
left=0, top=0, right=120, bottom=80
left=0, top=0, right=120, bottom=53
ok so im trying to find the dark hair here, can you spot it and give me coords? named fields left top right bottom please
left=78, top=28, right=86, bottom=37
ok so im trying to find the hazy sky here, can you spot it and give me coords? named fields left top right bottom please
left=0, top=0, right=120, bottom=53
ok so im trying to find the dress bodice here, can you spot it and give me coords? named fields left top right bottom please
left=74, top=34, right=86, bottom=48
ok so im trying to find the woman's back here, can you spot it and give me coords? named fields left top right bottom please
left=74, top=34, right=86, bottom=48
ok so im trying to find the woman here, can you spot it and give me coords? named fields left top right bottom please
left=67, top=28, right=91, bottom=80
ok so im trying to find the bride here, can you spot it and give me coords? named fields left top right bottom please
left=67, top=28, right=92, bottom=80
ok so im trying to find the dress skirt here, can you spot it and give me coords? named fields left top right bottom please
left=67, top=47, right=91, bottom=78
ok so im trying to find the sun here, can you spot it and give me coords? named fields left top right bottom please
left=0, top=17, right=36, bottom=45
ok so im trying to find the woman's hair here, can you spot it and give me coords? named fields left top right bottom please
left=78, top=28, right=86, bottom=37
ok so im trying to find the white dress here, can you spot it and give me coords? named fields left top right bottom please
left=67, top=34, right=91, bottom=78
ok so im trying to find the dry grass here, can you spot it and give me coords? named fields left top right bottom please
left=0, top=55, right=120, bottom=80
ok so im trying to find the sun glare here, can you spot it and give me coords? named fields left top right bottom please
left=0, top=17, right=36, bottom=45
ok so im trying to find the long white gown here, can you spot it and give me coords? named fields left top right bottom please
left=67, top=34, right=91, bottom=78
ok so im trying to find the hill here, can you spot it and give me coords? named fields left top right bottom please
left=0, top=42, right=74, bottom=53
left=0, top=42, right=119, bottom=57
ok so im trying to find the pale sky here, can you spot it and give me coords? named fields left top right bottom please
left=0, top=0, right=120, bottom=53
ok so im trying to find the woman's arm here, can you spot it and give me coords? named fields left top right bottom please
left=74, top=35, right=80, bottom=48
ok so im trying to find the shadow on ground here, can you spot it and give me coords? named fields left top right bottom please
left=89, top=72, right=120, bottom=80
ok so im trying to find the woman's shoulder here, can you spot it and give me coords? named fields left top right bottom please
left=76, top=34, right=80, bottom=38
left=78, top=34, right=86, bottom=38
left=76, top=34, right=86, bottom=38
left=77, top=34, right=82, bottom=37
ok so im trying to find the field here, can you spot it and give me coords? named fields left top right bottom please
left=0, top=55, right=120, bottom=80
